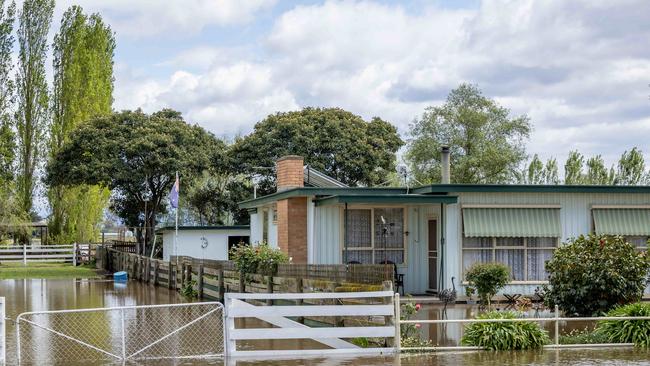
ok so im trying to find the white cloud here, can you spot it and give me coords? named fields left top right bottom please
left=55, top=0, right=276, bottom=37
left=114, top=0, right=650, bottom=167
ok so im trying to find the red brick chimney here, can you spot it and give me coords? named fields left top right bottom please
left=276, top=155, right=304, bottom=192
left=275, top=156, right=307, bottom=262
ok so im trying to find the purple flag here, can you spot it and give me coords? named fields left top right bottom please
left=169, top=174, right=179, bottom=208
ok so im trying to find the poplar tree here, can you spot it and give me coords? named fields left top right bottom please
left=15, top=0, right=54, bottom=216
left=0, top=0, right=15, bottom=184
left=48, top=6, right=115, bottom=242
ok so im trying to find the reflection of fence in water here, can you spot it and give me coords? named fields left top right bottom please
left=16, top=302, right=224, bottom=363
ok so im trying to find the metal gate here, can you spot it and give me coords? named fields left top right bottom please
left=16, top=302, right=224, bottom=363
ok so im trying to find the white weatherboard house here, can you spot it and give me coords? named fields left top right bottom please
left=158, top=226, right=250, bottom=261
left=240, top=154, right=650, bottom=296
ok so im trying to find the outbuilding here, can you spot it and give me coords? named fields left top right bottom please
left=157, top=226, right=250, bottom=261
left=240, top=154, right=650, bottom=297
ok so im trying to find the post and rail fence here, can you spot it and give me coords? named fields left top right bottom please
left=95, top=245, right=395, bottom=305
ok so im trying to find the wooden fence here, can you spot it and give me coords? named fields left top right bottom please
left=95, top=246, right=394, bottom=306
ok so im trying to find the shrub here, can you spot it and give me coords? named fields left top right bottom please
left=181, top=280, right=198, bottom=299
left=559, top=327, right=609, bottom=345
left=230, top=242, right=289, bottom=276
left=461, top=311, right=550, bottom=350
left=465, top=262, right=510, bottom=307
left=596, top=302, right=650, bottom=347
left=543, top=235, right=650, bottom=316
left=400, top=299, right=433, bottom=350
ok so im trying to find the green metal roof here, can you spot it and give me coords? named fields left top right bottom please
left=463, top=208, right=561, bottom=237
left=155, top=225, right=250, bottom=234
left=238, top=187, right=408, bottom=209
left=593, top=208, right=650, bottom=236
left=414, top=184, right=650, bottom=194
left=314, top=194, right=457, bottom=206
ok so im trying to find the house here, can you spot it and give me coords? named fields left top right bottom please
left=157, top=226, right=250, bottom=261
left=239, top=154, right=650, bottom=296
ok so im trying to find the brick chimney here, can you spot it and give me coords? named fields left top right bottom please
left=276, top=155, right=304, bottom=192
left=275, top=156, right=307, bottom=263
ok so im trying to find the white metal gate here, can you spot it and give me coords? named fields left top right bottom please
left=16, top=302, right=224, bottom=363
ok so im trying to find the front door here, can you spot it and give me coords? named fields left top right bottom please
left=428, top=219, right=438, bottom=292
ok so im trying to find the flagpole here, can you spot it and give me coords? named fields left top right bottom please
left=174, top=171, right=179, bottom=271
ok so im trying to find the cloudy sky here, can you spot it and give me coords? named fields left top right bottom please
left=55, top=0, right=650, bottom=168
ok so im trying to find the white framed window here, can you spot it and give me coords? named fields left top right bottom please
left=462, top=236, right=558, bottom=281
left=343, top=207, right=405, bottom=265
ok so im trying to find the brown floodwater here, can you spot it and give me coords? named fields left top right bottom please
left=1, top=279, right=649, bottom=365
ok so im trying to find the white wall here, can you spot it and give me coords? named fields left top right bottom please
left=249, top=212, right=261, bottom=244
left=161, top=229, right=250, bottom=261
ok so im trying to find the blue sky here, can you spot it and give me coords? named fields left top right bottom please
left=51, top=0, right=650, bottom=169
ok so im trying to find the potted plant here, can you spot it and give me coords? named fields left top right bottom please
left=465, top=286, right=477, bottom=305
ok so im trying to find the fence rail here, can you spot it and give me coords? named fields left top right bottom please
left=397, top=296, right=648, bottom=352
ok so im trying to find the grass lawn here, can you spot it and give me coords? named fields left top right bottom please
left=0, top=262, right=99, bottom=279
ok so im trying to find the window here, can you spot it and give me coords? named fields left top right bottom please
left=343, top=208, right=405, bottom=264
left=623, top=236, right=649, bottom=251
left=462, top=236, right=558, bottom=281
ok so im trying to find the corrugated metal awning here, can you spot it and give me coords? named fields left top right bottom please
left=463, top=208, right=561, bottom=237
left=593, top=208, right=650, bottom=236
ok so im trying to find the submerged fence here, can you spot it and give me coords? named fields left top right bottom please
left=95, top=246, right=394, bottom=305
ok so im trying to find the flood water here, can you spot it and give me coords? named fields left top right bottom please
left=1, top=279, right=649, bottom=365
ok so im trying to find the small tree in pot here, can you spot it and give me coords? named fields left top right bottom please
left=465, top=262, right=510, bottom=309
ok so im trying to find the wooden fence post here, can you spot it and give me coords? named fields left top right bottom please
left=266, top=275, right=274, bottom=306
left=197, top=264, right=204, bottom=299
left=167, top=262, right=173, bottom=289
left=295, top=278, right=304, bottom=324
left=238, top=272, right=245, bottom=293
left=72, top=243, right=77, bottom=266
left=153, top=261, right=159, bottom=286
left=218, top=269, right=225, bottom=301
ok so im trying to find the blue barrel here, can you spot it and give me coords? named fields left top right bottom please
left=113, top=271, right=128, bottom=282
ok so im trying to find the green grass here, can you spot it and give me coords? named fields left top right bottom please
left=0, top=262, right=99, bottom=279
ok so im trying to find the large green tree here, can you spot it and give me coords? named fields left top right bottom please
left=15, top=0, right=54, bottom=215
left=184, top=170, right=251, bottom=226
left=585, top=155, right=615, bottom=185
left=616, top=147, right=647, bottom=185
left=230, top=107, right=403, bottom=188
left=47, top=110, right=225, bottom=253
left=48, top=6, right=115, bottom=243
left=563, top=150, right=584, bottom=185
left=406, top=84, right=531, bottom=184
left=0, top=0, right=14, bottom=185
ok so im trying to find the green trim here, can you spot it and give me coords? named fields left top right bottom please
left=238, top=187, right=407, bottom=209
left=314, top=194, right=458, bottom=206
left=155, top=225, right=250, bottom=234
left=413, top=184, right=650, bottom=194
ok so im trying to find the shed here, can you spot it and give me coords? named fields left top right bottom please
left=157, top=226, right=250, bottom=261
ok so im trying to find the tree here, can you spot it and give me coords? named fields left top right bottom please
left=544, top=235, right=650, bottom=316
left=563, top=150, right=584, bottom=185
left=184, top=170, right=251, bottom=226
left=0, top=0, right=14, bottom=185
left=230, top=107, right=403, bottom=188
left=48, top=6, right=115, bottom=243
left=543, top=158, right=560, bottom=184
left=47, top=110, right=224, bottom=253
left=15, top=0, right=54, bottom=215
left=616, top=147, right=647, bottom=185
left=406, top=83, right=531, bottom=184
left=585, top=155, right=615, bottom=185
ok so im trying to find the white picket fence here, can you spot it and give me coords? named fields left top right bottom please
left=224, top=291, right=397, bottom=358
left=0, top=244, right=77, bottom=265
